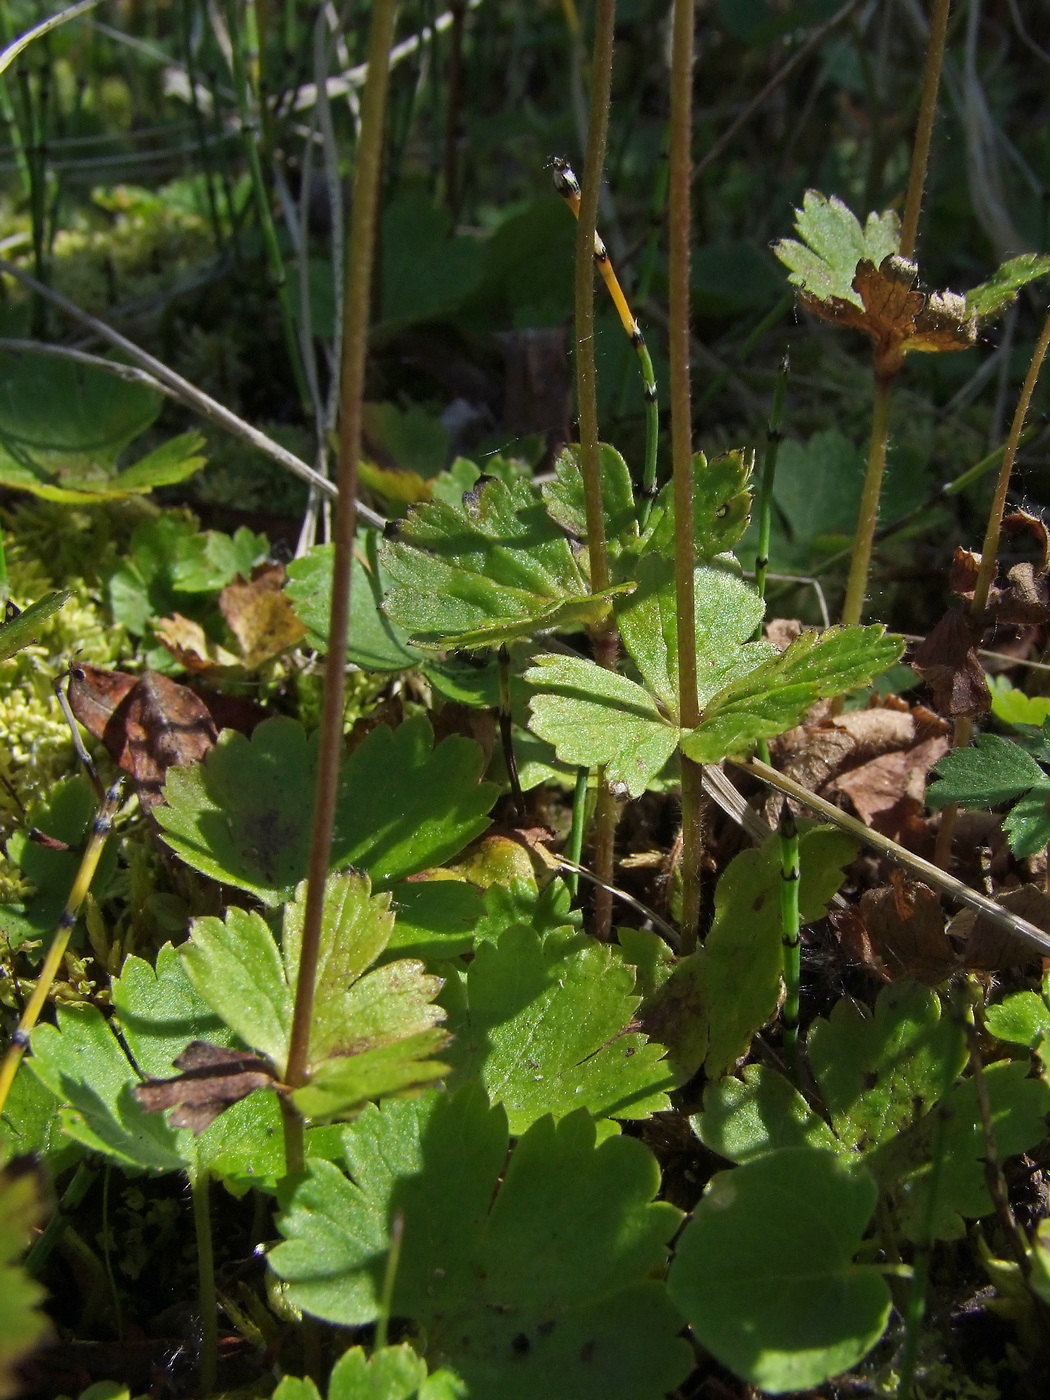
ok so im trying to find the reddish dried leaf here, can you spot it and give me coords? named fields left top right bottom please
left=68, top=665, right=218, bottom=809
left=948, top=884, right=1050, bottom=972
left=133, top=1041, right=278, bottom=1134
left=152, top=614, right=239, bottom=673
left=830, top=871, right=958, bottom=983
left=910, top=608, right=990, bottom=717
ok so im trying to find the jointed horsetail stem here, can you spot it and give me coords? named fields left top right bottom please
left=0, top=777, right=123, bottom=1117
left=549, top=156, right=659, bottom=519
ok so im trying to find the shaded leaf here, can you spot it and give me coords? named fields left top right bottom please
left=441, top=926, right=675, bottom=1134
left=156, top=715, right=496, bottom=903
left=828, top=873, right=958, bottom=984
left=692, top=1063, right=839, bottom=1164
left=806, top=980, right=968, bottom=1154
left=0, top=349, right=205, bottom=502
left=0, top=1163, right=48, bottom=1400
left=285, top=536, right=425, bottom=671
left=668, top=1148, right=891, bottom=1394
left=271, top=1088, right=691, bottom=1400
left=911, top=608, right=990, bottom=718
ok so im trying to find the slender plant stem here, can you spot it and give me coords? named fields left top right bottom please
left=0, top=779, right=122, bottom=1119
left=778, top=805, right=802, bottom=1082
left=574, top=0, right=617, bottom=939
left=190, top=1170, right=218, bottom=1395
left=497, top=644, right=524, bottom=818
left=25, top=1160, right=96, bottom=1274
left=565, top=768, right=590, bottom=901
left=755, top=355, right=789, bottom=607
left=667, top=0, right=701, bottom=950
left=898, top=0, right=952, bottom=261
left=840, top=371, right=893, bottom=627
left=935, top=302, right=1050, bottom=867
left=896, top=1100, right=951, bottom=1399
left=283, top=0, right=398, bottom=1173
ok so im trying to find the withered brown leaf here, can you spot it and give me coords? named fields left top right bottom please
left=830, top=870, right=958, bottom=983
left=948, top=883, right=1050, bottom=972
left=133, top=1041, right=279, bottom=1134
left=910, top=608, right=991, bottom=718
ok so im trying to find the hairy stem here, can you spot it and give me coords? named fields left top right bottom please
left=574, top=0, right=617, bottom=939
left=668, top=0, right=701, bottom=951
left=841, top=371, right=893, bottom=627
left=898, top=0, right=952, bottom=260
left=283, top=0, right=398, bottom=1161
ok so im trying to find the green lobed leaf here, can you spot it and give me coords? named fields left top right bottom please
left=806, top=981, right=969, bottom=1154
left=107, top=431, right=206, bottom=495
left=0, top=1164, right=48, bottom=1399
left=440, top=926, right=676, bottom=1134
left=869, top=1060, right=1050, bottom=1240
left=636, top=449, right=752, bottom=563
left=274, top=1344, right=438, bottom=1400
left=679, top=624, right=905, bottom=764
left=171, top=525, right=269, bottom=593
left=616, top=556, right=772, bottom=717
left=384, top=880, right=486, bottom=961
left=988, top=675, right=1050, bottom=728
left=156, top=714, right=497, bottom=903
left=0, top=1063, right=77, bottom=1171
left=927, top=733, right=1050, bottom=809
left=668, top=1147, right=891, bottom=1393
left=966, top=253, right=1050, bottom=320
left=285, top=535, right=425, bottom=671
left=524, top=654, right=679, bottom=798
left=271, top=1087, right=691, bottom=1400
left=642, top=825, right=856, bottom=1078
left=0, top=590, right=72, bottom=662
left=30, top=946, right=284, bottom=1184
left=380, top=474, right=630, bottom=649
left=541, top=443, right=639, bottom=567
left=773, top=191, right=900, bottom=306
left=182, top=872, right=448, bottom=1116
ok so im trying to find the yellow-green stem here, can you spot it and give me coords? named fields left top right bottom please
left=841, top=372, right=893, bottom=626
left=284, top=0, right=398, bottom=1143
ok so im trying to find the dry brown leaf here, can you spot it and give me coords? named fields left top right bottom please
left=910, top=608, right=990, bottom=717
left=68, top=665, right=219, bottom=809
left=829, top=733, right=950, bottom=830
left=830, top=871, right=957, bottom=983
left=133, top=1041, right=278, bottom=1134
left=153, top=613, right=240, bottom=673
left=948, top=883, right=1050, bottom=972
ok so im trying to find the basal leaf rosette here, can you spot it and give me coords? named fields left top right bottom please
left=271, top=1087, right=691, bottom=1400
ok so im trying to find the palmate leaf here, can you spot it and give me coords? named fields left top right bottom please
left=0, top=348, right=205, bottom=502
left=0, top=1164, right=48, bottom=1400
left=541, top=443, right=639, bottom=566
left=181, top=871, right=449, bottom=1118
left=679, top=623, right=904, bottom=763
left=528, top=623, right=903, bottom=789
left=928, top=734, right=1050, bottom=858
left=380, top=473, right=631, bottom=649
left=271, top=1087, right=691, bottom=1400
left=635, top=449, right=752, bottom=565
left=773, top=191, right=900, bottom=306
left=29, top=945, right=285, bottom=1187
left=156, top=714, right=497, bottom=904
left=667, top=1148, right=891, bottom=1394
left=441, top=926, right=676, bottom=1134
left=967, top=253, right=1050, bottom=320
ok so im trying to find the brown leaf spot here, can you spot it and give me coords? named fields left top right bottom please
left=133, top=1041, right=278, bottom=1134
